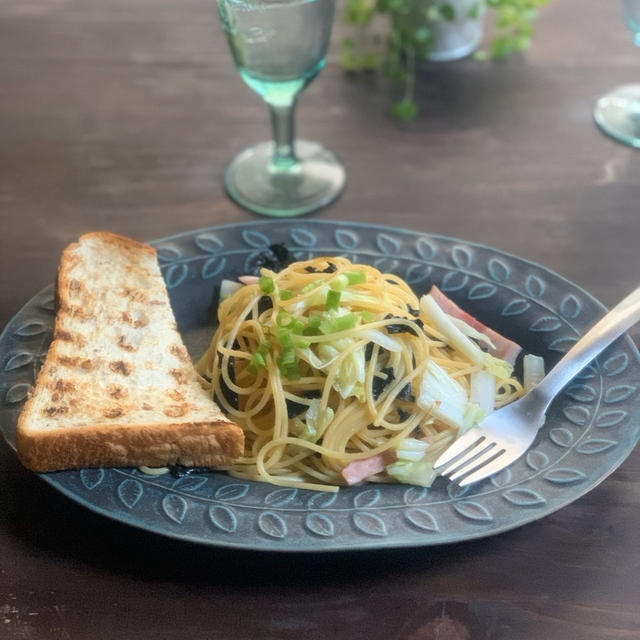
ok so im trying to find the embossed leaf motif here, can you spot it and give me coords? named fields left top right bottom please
left=215, top=483, right=249, bottom=501
left=576, top=438, right=617, bottom=454
left=201, top=256, right=226, bottom=279
left=118, top=478, right=143, bottom=509
left=447, top=482, right=471, bottom=499
left=162, top=494, right=188, bottom=524
left=403, top=486, right=428, bottom=505
left=334, top=228, right=358, bottom=250
left=526, top=449, right=549, bottom=471
left=451, top=245, right=473, bottom=269
left=501, top=299, right=530, bottom=316
left=595, top=410, right=628, bottom=428
left=549, top=427, right=574, bottom=447
left=560, top=294, right=581, bottom=318
left=529, top=316, right=563, bottom=332
left=80, top=468, right=104, bottom=491
left=604, top=385, right=637, bottom=403
left=404, top=263, right=431, bottom=285
left=306, top=491, right=338, bottom=509
left=377, top=233, right=401, bottom=255
left=373, top=257, right=399, bottom=273
left=548, top=337, right=578, bottom=353
left=305, top=513, right=335, bottom=538
left=543, top=468, right=587, bottom=485
left=39, top=295, right=56, bottom=312
left=264, top=488, right=298, bottom=507
left=441, top=271, right=469, bottom=293
left=195, top=233, right=224, bottom=253
left=405, top=508, right=439, bottom=532
left=453, top=501, right=493, bottom=522
left=4, top=352, right=34, bottom=371
left=565, top=384, right=596, bottom=403
left=155, top=246, right=182, bottom=262
left=15, top=321, right=48, bottom=337
left=416, top=237, right=436, bottom=260
left=490, top=467, right=512, bottom=488
left=603, top=353, right=629, bottom=376
left=5, top=383, right=32, bottom=404
left=172, top=475, right=209, bottom=492
left=488, top=258, right=510, bottom=283
left=525, top=274, right=546, bottom=298
left=164, top=263, right=188, bottom=289
left=290, top=227, right=317, bottom=248
left=562, top=405, right=590, bottom=427
left=242, top=229, right=270, bottom=248
left=502, top=488, right=546, bottom=507
left=208, top=505, right=238, bottom=533
left=468, top=283, right=497, bottom=300
left=258, top=512, right=287, bottom=539
left=353, top=488, right=381, bottom=508
left=352, top=512, right=388, bottom=537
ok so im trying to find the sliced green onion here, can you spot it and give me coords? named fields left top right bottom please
left=259, top=276, right=275, bottom=294
left=277, top=310, right=293, bottom=327
left=295, top=338, right=311, bottom=349
left=277, top=328, right=294, bottom=349
left=345, top=270, right=366, bottom=285
left=333, top=312, right=357, bottom=332
left=256, top=340, right=271, bottom=356
left=360, top=310, right=374, bottom=323
left=326, top=289, right=341, bottom=310
left=290, top=318, right=305, bottom=334
left=329, top=274, right=349, bottom=291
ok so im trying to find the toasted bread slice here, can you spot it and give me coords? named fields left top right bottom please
left=16, top=231, right=244, bottom=473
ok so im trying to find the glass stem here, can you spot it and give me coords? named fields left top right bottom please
left=269, top=101, right=298, bottom=169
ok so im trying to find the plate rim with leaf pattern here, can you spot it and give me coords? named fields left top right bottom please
left=1, top=220, right=638, bottom=551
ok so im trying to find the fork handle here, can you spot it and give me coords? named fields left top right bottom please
left=534, top=287, right=640, bottom=410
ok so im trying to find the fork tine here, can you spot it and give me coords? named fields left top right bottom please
left=437, top=440, right=496, bottom=478
left=456, top=449, right=521, bottom=487
left=447, top=445, right=505, bottom=482
left=433, top=427, right=484, bottom=470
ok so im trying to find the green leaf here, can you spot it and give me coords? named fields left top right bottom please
left=439, top=3, right=456, bottom=20
left=391, top=98, right=419, bottom=121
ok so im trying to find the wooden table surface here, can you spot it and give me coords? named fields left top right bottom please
left=1, top=0, right=639, bottom=638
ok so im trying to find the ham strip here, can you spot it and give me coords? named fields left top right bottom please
left=341, top=450, right=395, bottom=485
left=428, top=286, right=522, bottom=364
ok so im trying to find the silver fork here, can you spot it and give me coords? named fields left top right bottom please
left=433, top=287, right=640, bottom=487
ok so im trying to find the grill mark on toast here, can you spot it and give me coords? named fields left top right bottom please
left=169, top=368, right=188, bottom=384
left=117, top=335, right=137, bottom=352
left=119, top=287, right=147, bottom=303
left=109, top=360, right=132, bottom=376
left=121, top=311, right=149, bottom=329
left=170, top=345, right=189, bottom=362
left=107, top=384, right=127, bottom=399
left=103, top=407, right=124, bottom=419
left=164, top=404, right=188, bottom=418
left=44, top=406, right=68, bottom=416
left=58, top=355, right=93, bottom=370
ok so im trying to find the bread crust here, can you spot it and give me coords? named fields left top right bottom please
left=16, top=231, right=244, bottom=473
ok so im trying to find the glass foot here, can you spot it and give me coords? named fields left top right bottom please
left=594, top=84, right=640, bottom=148
left=224, top=140, right=346, bottom=217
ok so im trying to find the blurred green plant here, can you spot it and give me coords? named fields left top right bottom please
left=341, top=0, right=549, bottom=120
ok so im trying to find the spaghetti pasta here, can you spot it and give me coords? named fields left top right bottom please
left=196, top=257, right=524, bottom=492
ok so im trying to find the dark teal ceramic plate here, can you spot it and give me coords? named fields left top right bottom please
left=1, top=221, right=639, bottom=551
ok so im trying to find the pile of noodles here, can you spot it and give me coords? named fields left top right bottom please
left=196, top=257, right=523, bottom=492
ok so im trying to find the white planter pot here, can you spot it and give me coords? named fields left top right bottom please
left=427, top=0, right=486, bottom=61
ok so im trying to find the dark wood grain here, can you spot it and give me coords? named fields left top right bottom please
left=1, top=1, right=639, bottom=638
